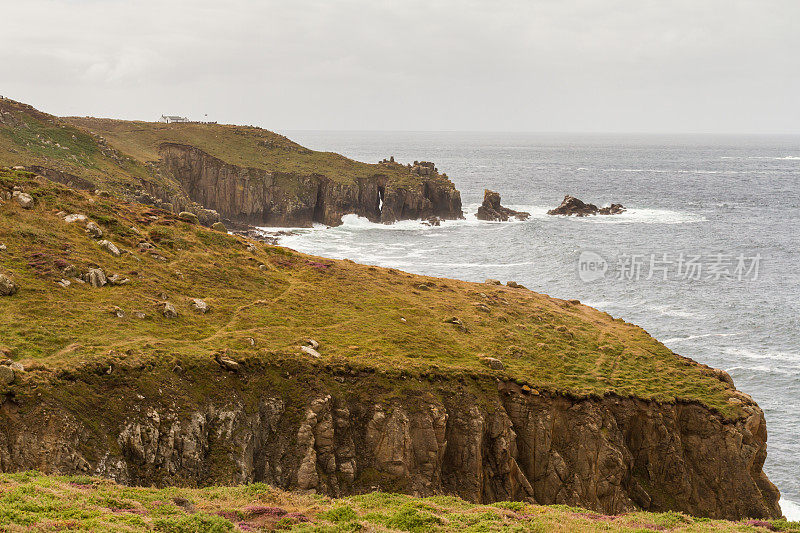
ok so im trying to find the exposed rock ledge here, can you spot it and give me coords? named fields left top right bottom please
left=0, top=368, right=780, bottom=521
left=158, top=143, right=463, bottom=227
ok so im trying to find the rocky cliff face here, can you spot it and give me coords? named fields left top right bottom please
left=157, top=143, right=463, bottom=227
left=0, top=367, right=780, bottom=520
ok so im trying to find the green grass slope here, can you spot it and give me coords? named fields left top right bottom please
left=0, top=168, right=743, bottom=418
left=62, top=117, right=433, bottom=187
left=0, top=472, right=796, bottom=532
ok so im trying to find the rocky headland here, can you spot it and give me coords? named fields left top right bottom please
left=0, top=167, right=783, bottom=521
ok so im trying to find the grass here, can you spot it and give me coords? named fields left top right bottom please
left=0, top=169, right=744, bottom=418
left=0, top=472, right=796, bottom=532
left=61, top=116, right=434, bottom=187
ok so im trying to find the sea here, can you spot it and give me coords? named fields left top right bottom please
left=272, top=131, right=800, bottom=519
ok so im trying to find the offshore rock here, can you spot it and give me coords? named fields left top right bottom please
left=476, top=190, right=530, bottom=221
left=547, top=195, right=626, bottom=217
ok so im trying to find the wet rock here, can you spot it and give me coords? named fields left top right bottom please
left=547, top=195, right=626, bottom=217
left=0, top=274, right=19, bottom=296
left=98, top=240, right=121, bottom=257
left=476, top=190, right=530, bottom=221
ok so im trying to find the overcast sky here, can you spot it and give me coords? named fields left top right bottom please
left=1, top=0, right=799, bottom=133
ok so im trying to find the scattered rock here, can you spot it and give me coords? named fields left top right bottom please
left=506, top=281, right=526, bottom=289
left=258, top=264, right=268, bottom=271
left=473, top=302, right=491, bottom=312
left=107, top=273, right=130, bottom=286
left=211, top=221, right=227, bottom=232
left=485, top=279, right=502, bottom=285
left=84, top=268, right=107, bottom=287
left=0, top=365, right=14, bottom=386
left=11, top=165, right=25, bottom=171
left=56, top=279, right=71, bottom=288
left=214, top=351, right=240, bottom=371
left=0, top=274, right=19, bottom=296
left=306, top=339, right=320, bottom=350
left=547, top=195, right=626, bottom=217
left=162, top=302, right=178, bottom=318
left=480, top=356, right=505, bottom=370
left=178, top=211, right=199, bottom=224
left=12, top=191, right=33, bottom=209
left=133, top=311, right=147, bottom=319
left=400, top=317, right=407, bottom=323
left=301, top=345, right=321, bottom=358
left=85, top=221, right=103, bottom=239
left=98, top=240, right=121, bottom=257
left=63, top=213, right=88, bottom=224
left=137, top=242, right=154, bottom=251
left=0, top=244, right=6, bottom=252
left=190, top=298, right=209, bottom=313
left=110, top=306, right=125, bottom=318
left=444, top=316, right=463, bottom=325
left=476, top=190, right=530, bottom=221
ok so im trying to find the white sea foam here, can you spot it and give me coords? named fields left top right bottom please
left=662, top=332, right=742, bottom=344
left=781, top=497, right=800, bottom=521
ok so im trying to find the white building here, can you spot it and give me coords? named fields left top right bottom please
left=160, top=115, right=189, bottom=124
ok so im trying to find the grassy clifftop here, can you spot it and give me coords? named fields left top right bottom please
left=0, top=168, right=743, bottom=417
left=63, top=116, right=428, bottom=187
left=1, top=472, right=796, bottom=532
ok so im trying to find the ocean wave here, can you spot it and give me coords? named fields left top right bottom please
left=662, top=332, right=742, bottom=344
left=532, top=206, right=706, bottom=225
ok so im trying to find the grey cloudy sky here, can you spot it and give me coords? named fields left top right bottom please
left=1, top=0, right=799, bottom=133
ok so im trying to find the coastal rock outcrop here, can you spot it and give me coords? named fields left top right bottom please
left=476, top=190, right=530, bottom=221
left=0, top=368, right=781, bottom=521
left=158, top=144, right=463, bottom=227
left=548, top=195, right=626, bottom=217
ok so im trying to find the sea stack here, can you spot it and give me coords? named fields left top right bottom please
left=476, top=189, right=530, bottom=221
left=547, top=195, right=626, bottom=216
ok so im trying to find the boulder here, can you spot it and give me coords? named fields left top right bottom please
left=480, top=356, right=505, bottom=371
left=506, top=281, right=526, bottom=289
left=485, top=279, right=501, bottom=285
left=162, top=302, right=178, bottom=318
left=547, top=195, right=626, bottom=217
left=107, top=273, right=130, bottom=286
left=178, top=211, right=199, bottom=224
left=98, top=240, right=121, bottom=257
left=211, top=221, right=227, bottom=232
left=190, top=298, right=209, bottom=313
left=56, top=279, right=71, bottom=288
left=191, top=207, right=220, bottom=227
left=84, top=268, right=107, bottom=287
left=85, top=221, right=103, bottom=239
left=0, top=365, right=14, bottom=385
left=301, top=345, right=321, bottom=358
left=110, top=306, right=125, bottom=318
left=12, top=191, right=33, bottom=209
left=476, top=190, right=530, bottom=221
left=0, top=274, right=19, bottom=296
left=214, top=351, right=240, bottom=371
left=63, top=213, right=88, bottom=224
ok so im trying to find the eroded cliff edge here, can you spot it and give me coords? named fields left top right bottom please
left=156, top=143, right=463, bottom=227
left=0, top=365, right=780, bottom=521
